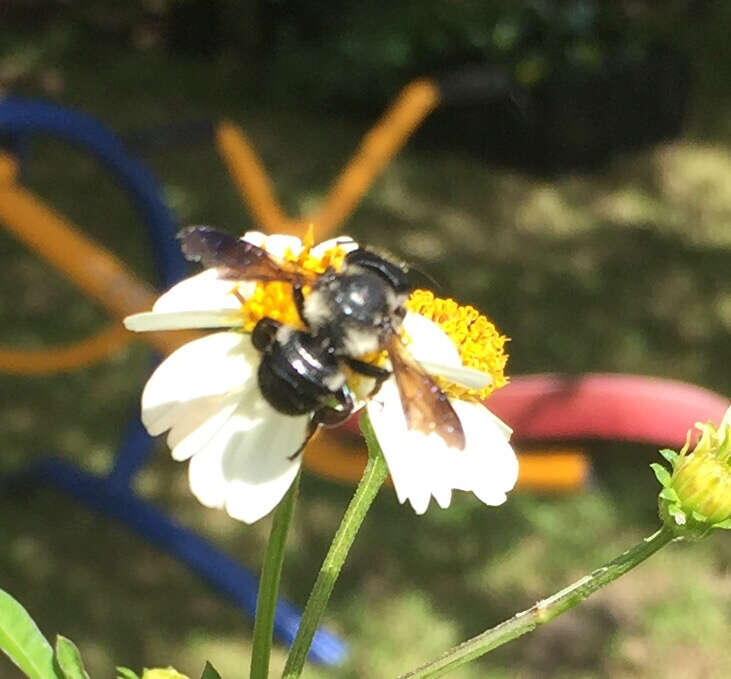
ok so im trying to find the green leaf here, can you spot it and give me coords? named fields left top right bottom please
left=658, top=448, right=679, bottom=464
left=200, top=661, right=222, bottom=679
left=116, top=668, right=141, bottom=679
left=54, top=636, right=90, bottom=679
left=691, top=510, right=708, bottom=523
left=0, top=588, right=62, bottom=679
left=650, top=463, right=672, bottom=487
left=714, top=518, right=731, bottom=529
left=659, top=487, right=680, bottom=502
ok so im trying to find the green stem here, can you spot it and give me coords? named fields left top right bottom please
left=250, top=471, right=301, bottom=679
left=282, top=413, right=388, bottom=678
left=399, top=524, right=676, bottom=679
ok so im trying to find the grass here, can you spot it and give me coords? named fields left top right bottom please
left=1, top=24, right=731, bottom=679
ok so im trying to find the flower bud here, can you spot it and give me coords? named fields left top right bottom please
left=141, top=668, right=190, bottom=679
left=652, top=406, right=731, bottom=539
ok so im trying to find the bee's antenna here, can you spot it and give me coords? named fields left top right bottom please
left=408, top=263, right=443, bottom=292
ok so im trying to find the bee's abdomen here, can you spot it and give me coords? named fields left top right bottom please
left=257, top=331, right=344, bottom=415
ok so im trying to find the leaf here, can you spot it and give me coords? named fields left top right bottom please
left=54, top=636, right=90, bottom=679
left=658, top=448, right=679, bottom=464
left=200, top=661, right=222, bottom=679
left=714, top=518, right=731, bottom=530
left=649, top=463, right=672, bottom=487
left=0, top=588, right=62, bottom=679
left=659, top=487, right=680, bottom=502
left=116, top=668, right=141, bottom=679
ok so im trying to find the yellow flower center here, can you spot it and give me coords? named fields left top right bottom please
left=236, top=229, right=350, bottom=332
left=234, top=234, right=509, bottom=403
left=406, top=289, right=508, bottom=402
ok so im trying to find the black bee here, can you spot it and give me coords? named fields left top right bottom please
left=178, top=226, right=466, bottom=455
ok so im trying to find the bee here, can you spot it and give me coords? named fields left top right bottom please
left=178, top=225, right=466, bottom=456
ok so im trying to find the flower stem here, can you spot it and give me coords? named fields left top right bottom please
left=250, top=471, right=301, bottom=679
left=399, top=524, right=676, bottom=679
left=282, top=413, right=388, bottom=678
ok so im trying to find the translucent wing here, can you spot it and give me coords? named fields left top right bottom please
left=178, top=226, right=316, bottom=283
left=386, top=335, right=466, bottom=450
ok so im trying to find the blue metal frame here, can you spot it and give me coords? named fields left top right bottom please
left=0, top=97, right=347, bottom=666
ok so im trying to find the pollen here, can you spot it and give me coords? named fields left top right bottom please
left=406, top=289, right=509, bottom=401
left=236, top=232, right=350, bottom=332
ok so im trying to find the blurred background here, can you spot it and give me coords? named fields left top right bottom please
left=1, top=1, right=730, bottom=677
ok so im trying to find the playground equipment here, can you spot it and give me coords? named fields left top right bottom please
left=0, top=97, right=346, bottom=664
left=1, top=79, right=728, bottom=664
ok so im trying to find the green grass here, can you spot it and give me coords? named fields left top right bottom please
left=1, top=28, right=730, bottom=679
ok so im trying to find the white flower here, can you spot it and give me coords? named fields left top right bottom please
left=366, top=313, right=517, bottom=514
left=125, top=231, right=518, bottom=522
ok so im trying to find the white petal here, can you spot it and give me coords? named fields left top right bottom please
left=480, top=407, right=514, bottom=440
left=418, top=360, right=493, bottom=389
left=141, top=331, right=257, bottom=436
left=309, top=234, right=358, bottom=257
left=152, top=269, right=246, bottom=313
left=448, top=400, right=519, bottom=505
left=366, top=378, right=518, bottom=513
left=243, top=232, right=304, bottom=259
left=167, top=391, right=242, bottom=461
left=187, top=393, right=309, bottom=523
left=402, top=313, right=462, bottom=368
left=241, top=231, right=267, bottom=247
left=124, top=310, right=242, bottom=331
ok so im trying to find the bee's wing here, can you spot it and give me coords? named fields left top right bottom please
left=178, top=226, right=317, bottom=283
left=385, top=335, right=466, bottom=450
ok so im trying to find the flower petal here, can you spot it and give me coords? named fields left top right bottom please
left=187, top=393, right=310, bottom=523
left=403, top=313, right=462, bottom=367
left=448, top=399, right=519, bottom=505
left=141, top=331, right=256, bottom=437
left=124, top=310, right=242, bottom=332
left=366, top=378, right=518, bottom=513
left=166, top=391, right=242, bottom=462
left=418, top=360, right=493, bottom=389
left=309, top=235, right=358, bottom=257
left=244, top=231, right=304, bottom=259
left=152, top=269, right=246, bottom=313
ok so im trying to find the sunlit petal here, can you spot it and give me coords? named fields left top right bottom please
left=152, top=269, right=246, bottom=313
left=309, top=235, right=358, bottom=257
left=367, top=376, right=518, bottom=512
left=448, top=399, right=519, bottom=505
left=244, top=231, right=304, bottom=259
left=402, top=313, right=462, bottom=367
left=418, top=360, right=493, bottom=389
left=187, top=393, right=309, bottom=524
left=167, top=391, right=242, bottom=462
left=141, top=331, right=256, bottom=436
left=124, top=310, right=242, bottom=332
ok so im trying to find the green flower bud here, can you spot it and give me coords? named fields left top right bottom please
left=651, top=406, right=731, bottom=539
left=141, top=668, right=190, bottom=679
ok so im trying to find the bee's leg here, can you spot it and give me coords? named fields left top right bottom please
left=288, top=391, right=354, bottom=460
left=232, top=287, right=247, bottom=305
left=289, top=417, right=319, bottom=460
left=344, top=357, right=391, bottom=397
left=251, top=317, right=281, bottom=351
left=292, top=283, right=308, bottom=328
